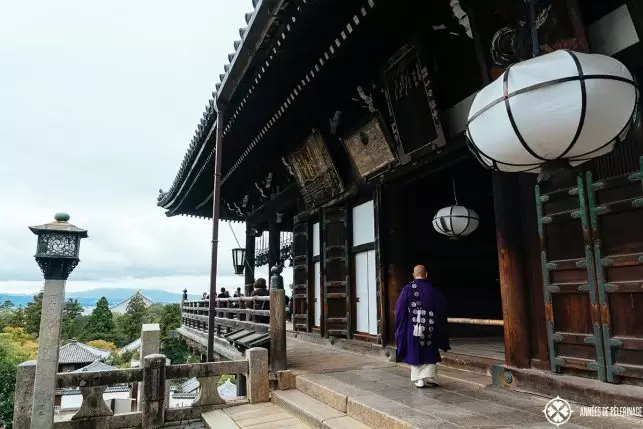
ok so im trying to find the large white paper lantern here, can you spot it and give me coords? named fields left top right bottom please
left=432, top=205, right=479, bottom=239
left=466, top=50, right=638, bottom=174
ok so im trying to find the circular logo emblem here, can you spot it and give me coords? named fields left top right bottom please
left=543, top=396, right=574, bottom=427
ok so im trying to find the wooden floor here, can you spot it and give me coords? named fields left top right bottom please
left=449, top=337, right=505, bottom=361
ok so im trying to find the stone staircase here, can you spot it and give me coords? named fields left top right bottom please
left=271, top=365, right=492, bottom=429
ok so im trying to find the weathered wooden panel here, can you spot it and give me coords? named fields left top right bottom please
left=343, top=116, right=397, bottom=179
left=322, top=206, right=350, bottom=338
left=383, top=42, right=445, bottom=157
left=535, top=176, right=606, bottom=380
left=292, top=220, right=310, bottom=332
left=586, top=156, right=643, bottom=382
left=287, top=131, right=345, bottom=209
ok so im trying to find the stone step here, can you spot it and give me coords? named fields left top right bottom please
left=271, top=389, right=372, bottom=429
left=294, top=374, right=414, bottom=428
left=202, top=409, right=239, bottom=429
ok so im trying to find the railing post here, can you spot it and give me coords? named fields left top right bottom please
left=138, top=324, right=160, bottom=411
left=141, top=354, right=166, bottom=429
left=246, top=348, right=269, bottom=403
left=13, top=360, right=36, bottom=429
left=270, top=265, right=287, bottom=372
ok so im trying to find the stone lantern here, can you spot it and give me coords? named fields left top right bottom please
left=28, top=212, right=87, bottom=429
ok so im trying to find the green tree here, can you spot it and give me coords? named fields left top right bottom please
left=122, top=294, right=147, bottom=343
left=0, top=327, right=37, bottom=427
left=144, top=303, right=164, bottom=325
left=159, top=303, right=181, bottom=339
left=1, top=300, right=13, bottom=310
left=61, top=299, right=84, bottom=340
left=8, top=306, right=26, bottom=328
left=161, top=337, right=190, bottom=364
left=24, top=292, right=43, bottom=337
left=83, top=297, right=115, bottom=342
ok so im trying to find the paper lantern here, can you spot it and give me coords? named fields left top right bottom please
left=466, top=50, right=638, bottom=174
left=432, top=205, right=479, bottom=239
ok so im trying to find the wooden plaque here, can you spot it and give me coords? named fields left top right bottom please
left=287, top=131, right=344, bottom=208
left=343, top=116, right=397, bottom=179
left=383, top=43, right=446, bottom=158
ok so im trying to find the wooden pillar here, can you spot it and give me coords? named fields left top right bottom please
left=383, top=185, right=407, bottom=346
left=269, top=289, right=287, bottom=371
left=268, top=214, right=280, bottom=269
left=492, top=172, right=531, bottom=369
left=245, top=225, right=256, bottom=297
left=208, top=109, right=226, bottom=362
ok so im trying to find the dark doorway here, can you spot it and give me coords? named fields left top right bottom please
left=393, top=156, right=504, bottom=360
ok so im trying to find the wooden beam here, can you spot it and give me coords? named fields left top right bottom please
left=246, top=184, right=299, bottom=224
left=245, top=225, right=256, bottom=297
left=493, top=172, right=532, bottom=369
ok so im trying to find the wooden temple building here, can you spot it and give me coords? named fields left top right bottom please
left=158, top=0, right=643, bottom=403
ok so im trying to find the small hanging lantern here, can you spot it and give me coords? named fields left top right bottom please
left=466, top=50, right=638, bottom=181
left=231, top=248, right=246, bottom=275
left=432, top=178, right=479, bottom=239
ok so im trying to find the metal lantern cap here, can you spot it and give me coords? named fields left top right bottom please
left=29, top=213, right=88, bottom=238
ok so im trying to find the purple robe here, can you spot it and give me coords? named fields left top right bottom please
left=394, top=278, right=450, bottom=366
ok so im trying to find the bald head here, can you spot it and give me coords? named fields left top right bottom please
left=413, top=265, right=427, bottom=280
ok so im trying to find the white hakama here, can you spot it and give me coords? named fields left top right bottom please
left=410, top=363, right=437, bottom=382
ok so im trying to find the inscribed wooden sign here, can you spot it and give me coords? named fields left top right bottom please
left=343, top=116, right=396, bottom=179
left=287, top=131, right=344, bottom=208
left=384, top=44, right=445, bottom=157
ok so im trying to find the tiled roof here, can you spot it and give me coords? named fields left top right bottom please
left=119, top=338, right=141, bottom=354
left=57, top=385, right=130, bottom=396
left=71, top=360, right=117, bottom=373
left=180, top=377, right=199, bottom=394
left=58, top=340, right=111, bottom=364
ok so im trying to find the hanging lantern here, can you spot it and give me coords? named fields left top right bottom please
left=432, top=178, right=479, bottom=239
left=466, top=50, right=638, bottom=179
left=231, top=248, right=246, bottom=275
left=432, top=206, right=479, bottom=239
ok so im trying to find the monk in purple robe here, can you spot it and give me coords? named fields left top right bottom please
left=395, top=265, right=450, bottom=387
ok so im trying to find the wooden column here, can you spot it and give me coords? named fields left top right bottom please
left=245, top=225, right=256, bottom=297
left=269, top=289, right=287, bottom=371
left=268, top=214, right=280, bottom=269
left=492, top=172, right=531, bottom=368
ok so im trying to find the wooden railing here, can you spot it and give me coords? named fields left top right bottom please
left=181, top=288, right=288, bottom=372
left=182, top=295, right=272, bottom=335
left=13, top=348, right=269, bottom=429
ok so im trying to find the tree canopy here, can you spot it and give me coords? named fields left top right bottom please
left=122, top=294, right=147, bottom=343
left=83, top=297, right=116, bottom=342
left=24, top=292, right=43, bottom=337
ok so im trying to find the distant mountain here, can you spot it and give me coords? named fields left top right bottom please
left=0, top=288, right=201, bottom=309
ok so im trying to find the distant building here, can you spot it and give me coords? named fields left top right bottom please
left=109, top=290, right=155, bottom=314
left=57, top=339, right=112, bottom=373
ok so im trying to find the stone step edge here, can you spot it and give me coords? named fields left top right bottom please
left=202, top=409, right=239, bottom=429
left=294, top=375, right=412, bottom=429
left=272, top=389, right=373, bottom=429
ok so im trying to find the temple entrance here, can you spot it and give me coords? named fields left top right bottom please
left=387, top=156, right=504, bottom=361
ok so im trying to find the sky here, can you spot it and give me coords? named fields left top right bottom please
left=0, top=0, right=291, bottom=296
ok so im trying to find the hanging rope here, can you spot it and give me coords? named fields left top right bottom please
left=528, top=0, right=540, bottom=58
left=452, top=176, right=459, bottom=206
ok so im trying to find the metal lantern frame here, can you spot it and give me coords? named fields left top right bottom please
left=28, top=213, right=88, bottom=280
left=466, top=50, right=639, bottom=174
left=231, top=247, right=246, bottom=275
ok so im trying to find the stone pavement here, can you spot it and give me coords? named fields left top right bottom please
left=282, top=338, right=642, bottom=429
left=203, top=402, right=311, bottom=429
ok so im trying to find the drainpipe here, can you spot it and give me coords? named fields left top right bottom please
left=208, top=105, right=226, bottom=362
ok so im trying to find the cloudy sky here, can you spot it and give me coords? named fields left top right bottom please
left=0, top=0, right=291, bottom=296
